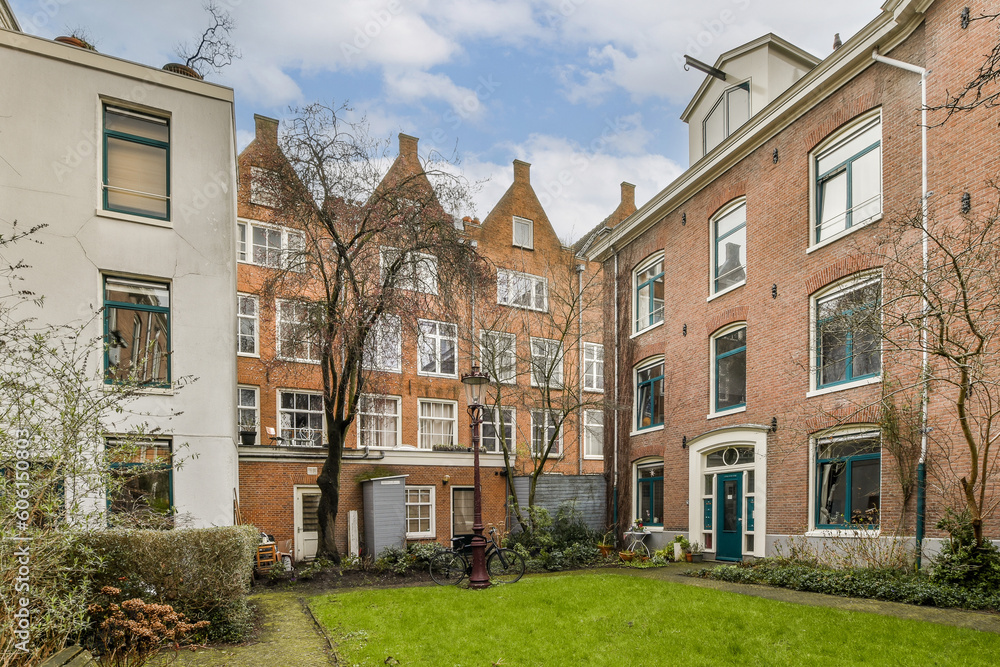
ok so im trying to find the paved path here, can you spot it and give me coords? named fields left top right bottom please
left=159, top=592, right=334, bottom=666
left=624, top=563, right=1000, bottom=635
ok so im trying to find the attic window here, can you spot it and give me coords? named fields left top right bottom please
left=513, top=216, right=534, bottom=249
left=703, top=82, right=750, bottom=155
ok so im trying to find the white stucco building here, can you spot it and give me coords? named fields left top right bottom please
left=0, top=14, right=239, bottom=526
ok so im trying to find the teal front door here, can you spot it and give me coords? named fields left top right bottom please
left=716, top=472, right=743, bottom=561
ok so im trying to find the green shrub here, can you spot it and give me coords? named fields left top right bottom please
left=504, top=502, right=601, bottom=572
left=374, top=545, right=414, bottom=575
left=79, top=525, right=258, bottom=643
left=931, top=508, right=1000, bottom=591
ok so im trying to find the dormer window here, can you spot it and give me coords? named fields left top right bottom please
left=703, top=82, right=750, bottom=155
left=513, top=216, right=533, bottom=249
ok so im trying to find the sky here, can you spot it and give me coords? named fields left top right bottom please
left=12, top=0, right=883, bottom=244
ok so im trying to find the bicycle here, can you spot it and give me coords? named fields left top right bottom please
left=429, top=526, right=526, bottom=585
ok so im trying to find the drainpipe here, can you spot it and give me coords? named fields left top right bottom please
left=872, top=48, right=929, bottom=569
left=612, top=246, right=620, bottom=529
left=577, top=262, right=585, bottom=475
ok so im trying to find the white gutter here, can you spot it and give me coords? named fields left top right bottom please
left=612, top=248, right=620, bottom=525
left=871, top=49, right=928, bottom=467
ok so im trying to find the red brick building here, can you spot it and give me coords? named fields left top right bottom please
left=588, top=0, right=1000, bottom=559
left=235, top=118, right=621, bottom=560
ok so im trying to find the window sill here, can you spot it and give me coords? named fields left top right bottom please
left=631, top=319, right=665, bottom=339
left=135, top=386, right=175, bottom=396
left=362, top=366, right=402, bottom=374
left=707, top=280, right=746, bottom=303
left=96, top=208, right=172, bottom=229
left=707, top=405, right=746, bottom=420
left=406, top=532, right=435, bottom=540
left=629, top=424, right=664, bottom=437
left=584, top=454, right=604, bottom=461
left=583, top=388, right=605, bottom=394
left=806, top=215, right=881, bottom=254
left=418, top=371, right=459, bottom=380
left=806, top=528, right=880, bottom=539
left=237, top=352, right=260, bottom=359
left=807, top=375, right=880, bottom=398
left=277, top=357, right=321, bottom=365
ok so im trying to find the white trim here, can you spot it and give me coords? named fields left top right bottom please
left=275, top=299, right=321, bottom=364
left=632, top=456, right=665, bottom=527
left=583, top=409, right=604, bottom=459
left=709, top=198, right=747, bottom=298
left=687, top=426, right=769, bottom=559
left=629, top=424, right=664, bottom=438
left=239, top=218, right=306, bottom=270
left=809, top=426, right=882, bottom=532
left=529, top=337, right=563, bottom=388
left=237, top=384, right=260, bottom=445
left=363, top=313, right=402, bottom=374
left=451, top=486, right=475, bottom=538
left=805, top=215, right=883, bottom=254
left=417, top=319, right=459, bottom=378
left=512, top=216, right=534, bottom=249
left=497, top=268, right=548, bottom=312
left=405, top=485, right=436, bottom=539
left=809, top=272, right=882, bottom=393
left=530, top=409, right=563, bottom=457
left=358, top=394, right=402, bottom=449
left=480, top=330, right=517, bottom=385
left=709, top=322, right=747, bottom=417
left=583, top=342, right=605, bottom=393
left=630, top=319, right=665, bottom=339
left=633, top=355, right=665, bottom=432
left=417, top=398, right=459, bottom=450
left=380, top=246, right=439, bottom=295
left=277, top=389, right=325, bottom=447
left=94, top=208, right=172, bottom=228
left=706, top=281, right=745, bottom=302
left=632, top=251, right=665, bottom=336
left=237, top=293, right=259, bottom=358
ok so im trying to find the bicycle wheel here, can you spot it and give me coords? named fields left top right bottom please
left=487, top=548, right=525, bottom=584
left=628, top=540, right=650, bottom=559
left=429, top=552, right=468, bottom=586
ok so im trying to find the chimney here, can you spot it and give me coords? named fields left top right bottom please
left=832, top=33, right=842, bottom=51
left=254, top=114, right=278, bottom=144
left=399, top=133, right=419, bottom=161
left=513, top=159, right=530, bottom=184
left=620, top=182, right=636, bottom=210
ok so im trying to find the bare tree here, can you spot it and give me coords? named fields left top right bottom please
left=249, top=103, right=483, bottom=561
left=929, top=10, right=1000, bottom=122
left=472, top=252, right=606, bottom=532
left=176, top=1, right=240, bottom=77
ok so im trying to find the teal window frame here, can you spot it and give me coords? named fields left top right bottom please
left=712, top=202, right=747, bottom=294
left=816, top=281, right=880, bottom=389
left=636, top=461, right=663, bottom=527
left=103, top=276, right=171, bottom=387
left=714, top=327, right=746, bottom=412
left=815, top=435, right=881, bottom=529
left=635, top=359, right=664, bottom=430
left=102, top=105, right=170, bottom=221
left=814, top=116, right=881, bottom=244
left=634, top=257, right=664, bottom=332
left=106, top=439, right=173, bottom=528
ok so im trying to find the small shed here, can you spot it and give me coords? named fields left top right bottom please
left=360, top=474, right=407, bottom=558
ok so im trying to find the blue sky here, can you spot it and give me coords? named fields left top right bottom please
left=12, top=0, right=881, bottom=243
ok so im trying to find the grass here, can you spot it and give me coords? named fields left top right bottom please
left=311, top=571, right=1000, bottom=666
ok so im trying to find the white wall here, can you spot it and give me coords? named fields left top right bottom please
left=0, top=31, right=239, bottom=527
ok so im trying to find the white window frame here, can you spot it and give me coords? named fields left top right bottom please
left=358, top=394, right=401, bottom=449
left=482, top=406, right=516, bottom=454
left=703, top=81, right=751, bottom=155
left=480, top=330, right=517, bottom=385
left=709, top=323, right=747, bottom=418
left=530, top=410, right=562, bottom=457
left=405, top=486, right=436, bottom=539
left=497, top=268, right=547, bottom=312
left=276, top=299, right=320, bottom=364
left=513, top=216, right=534, bottom=249
left=583, top=342, right=604, bottom=392
left=237, top=293, right=259, bottom=357
left=278, top=390, right=325, bottom=447
left=583, top=409, right=604, bottom=459
left=809, top=110, right=883, bottom=251
left=709, top=199, right=747, bottom=299
left=238, top=219, right=306, bottom=271
left=238, top=385, right=259, bottom=442
left=363, top=314, right=402, bottom=373
left=418, top=398, right=458, bottom=450
left=250, top=166, right=278, bottom=207
left=418, top=319, right=458, bottom=378
left=380, top=247, right=439, bottom=295
left=808, top=273, right=882, bottom=397
left=807, top=427, right=882, bottom=535
left=633, top=252, right=665, bottom=335
left=530, top=337, right=563, bottom=388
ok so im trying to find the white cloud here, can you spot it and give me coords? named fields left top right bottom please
left=383, top=69, right=484, bottom=119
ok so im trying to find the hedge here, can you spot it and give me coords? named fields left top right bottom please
left=79, top=525, right=258, bottom=642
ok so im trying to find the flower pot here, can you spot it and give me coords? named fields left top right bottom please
left=685, top=553, right=693, bottom=563
left=55, top=36, right=96, bottom=50
left=598, top=545, right=614, bottom=558
left=162, top=63, right=203, bottom=79
left=619, top=551, right=634, bottom=562
left=692, top=553, right=703, bottom=563
left=239, top=431, right=257, bottom=447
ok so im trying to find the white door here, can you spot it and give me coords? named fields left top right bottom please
left=294, top=486, right=321, bottom=562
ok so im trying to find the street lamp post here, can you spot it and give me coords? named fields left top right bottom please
left=461, top=364, right=491, bottom=589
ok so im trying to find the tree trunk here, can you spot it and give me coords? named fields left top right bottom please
left=316, top=423, right=346, bottom=563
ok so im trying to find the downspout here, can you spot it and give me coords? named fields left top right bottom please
left=872, top=48, right=929, bottom=569
left=612, top=246, right=620, bottom=528
left=577, top=262, right=585, bottom=475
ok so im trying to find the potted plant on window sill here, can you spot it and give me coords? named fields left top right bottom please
left=238, top=418, right=258, bottom=447
left=689, top=541, right=703, bottom=563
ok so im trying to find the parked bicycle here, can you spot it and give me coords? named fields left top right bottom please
left=429, top=526, right=526, bottom=585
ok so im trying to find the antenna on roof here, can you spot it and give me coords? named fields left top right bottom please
left=683, top=55, right=727, bottom=82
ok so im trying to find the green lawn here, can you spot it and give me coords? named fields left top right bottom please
left=310, top=572, right=1000, bottom=666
